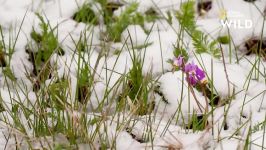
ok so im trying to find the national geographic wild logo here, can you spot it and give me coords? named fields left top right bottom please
left=219, top=9, right=253, bottom=29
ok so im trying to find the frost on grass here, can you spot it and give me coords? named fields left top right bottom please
left=0, top=0, right=266, bottom=149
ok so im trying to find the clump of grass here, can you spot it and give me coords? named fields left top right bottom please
left=40, top=78, right=87, bottom=144
left=73, top=36, right=96, bottom=105
left=88, top=0, right=140, bottom=42
left=73, top=3, right=99, bottom=25
left=186, top=112, right=208, bottom=132
left=29, top=14, right=64, bottom=90
left=99, top=0, right=123, bottom=24
left=27, top=78, right=69, bottom=137
left=0, top=47, right=17, bottom=84
left=76, top=65, right=92, bottom=104
left=0, top=41, right=16, bottom=82
left=0, top=25, right=13, bottom=65
left=106, top=4, right=164, bottom=42
left=47, top=79, right=69, bottom=109
left=77, top=2, right=160, bottom=43
left=115, top=49, right=154, bottom=115
left=107, top=3, right=144, bottom=42
left=32, top=77, right=89, bottom=142
left=128, top=58, right=146, bottom=100
left=126, top=58, right=150, bottom=115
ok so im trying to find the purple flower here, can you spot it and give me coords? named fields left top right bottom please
left=184, top=62, right=208, bottom=86
left=172, top=55, right=208, bottom=86
left=184, top=62, right=197, bottom=73
left=195, top=67, right=205, bottom=80
left=195, top=67, right=208, bottom=84
left=187, top=74, right=198, bottom=86
left=173, top=56, right=184, bottom=67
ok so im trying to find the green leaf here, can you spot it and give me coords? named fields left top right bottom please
left=173, top=47, right=189, bottom=61
left=176, top=1, right=221, bottom=58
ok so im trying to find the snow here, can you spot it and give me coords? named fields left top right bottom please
left=0, top=127, right=17, bottom=150
left=116, top=131, right=142, bottom=150
left=156, top=71, right=208, bottom=124
left=0, top=0, right=266, bottom=149
left=121, top=25, right=148, bottom=48
left=239, top=55, right=266, bottom=82
left=141, top=43, right=173, bottom=75
left=215, top=139, right=240, bottom=150
left=191, top=53, right=266, bottom=103
left=251, top=131, right=266, bottom=150
left=146, top=131, right=211, bottom=149
left=41, top=0, right=86, bottom=19
left=10, top=50, right=33, bottom=79
left=196, top=18, right=225, bottom=39
left=144, top=19, right=171, bottom=31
